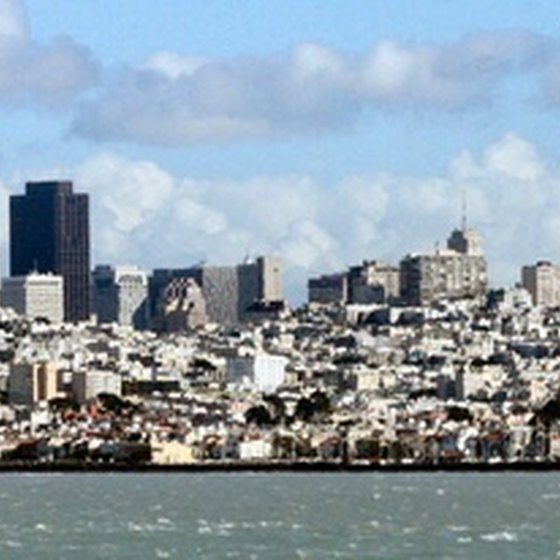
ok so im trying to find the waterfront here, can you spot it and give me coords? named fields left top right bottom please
left=0, top=473, right=559, bottom=559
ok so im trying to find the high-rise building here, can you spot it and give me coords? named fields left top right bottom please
left=400, top=227, right=488, bottom=306
left=308, top=273, right=348, bottom=305
left=521, top=261, right=560, bottom=307
left=149, top=256, right=283, bottom=329
left=8, top=361, right=58, bottom=406
left=91, top=265, right=148, bottom=329
left=10, top=181, right=90, bottom=322
left=0, top=273, right=64, bottom=324
left=159, top=277, right=208, bottom=332
left=348, top=260, right=400, bottom=304
left=237, top=256, right=283, bottom=321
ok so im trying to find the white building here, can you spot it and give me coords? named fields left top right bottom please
left=72, top=369, right=122, bottom=404
left=1, top=273, right=63, bottom=323
left=91, top=265, right=148, bottom=329
left=226, top=353, right=288, bottom=393
left=521, top=261, right=560, bottom=308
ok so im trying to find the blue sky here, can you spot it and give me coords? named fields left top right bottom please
left=2, top=0, right=560, bottom=301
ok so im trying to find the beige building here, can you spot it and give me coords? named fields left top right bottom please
left=72, top=370, right=122, bottom=404
left=521, top=261, right=560, bottom=308
left=348, top=260, right=400, bottom=304
left=1, top=273, right=64, bottom=323
left=447, top=228, right=483, bottom=256
left=160, top=277, right=208, bottom=332
left=151, top=440, right=196, bottom=464
left=9, top=361, right=58, bottom=406
left=400, top=227, right=488, bottom=306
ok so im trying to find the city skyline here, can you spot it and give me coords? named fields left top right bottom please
left=2, top=1, right=560, bottom=302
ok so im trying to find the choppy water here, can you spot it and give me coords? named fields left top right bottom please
left=0, top=472, right=559, bottom=559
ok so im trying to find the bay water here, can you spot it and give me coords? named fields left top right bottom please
left=0, top=472, right=558, bottom=559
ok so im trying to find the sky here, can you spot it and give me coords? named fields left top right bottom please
left=2, top=0, right=560, bottom=302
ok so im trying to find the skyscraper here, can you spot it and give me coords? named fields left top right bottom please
left=399, top=226, right=488, bottom=306
left=91, top=264, right=148, bottom=329
left=10, top=181, right=90, bottom=322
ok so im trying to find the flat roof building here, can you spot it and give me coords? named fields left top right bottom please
left=10, top=181, right=90, bottom=322
left=1, top=273, right=64, bottom=324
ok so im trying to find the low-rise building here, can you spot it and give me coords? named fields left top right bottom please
left=226, top=353, right=288, bottom=392
left=72, top=369, right=122, bottom=404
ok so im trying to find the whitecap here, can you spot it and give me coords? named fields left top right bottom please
left=448, top=525, right=469, bottom=533
left=480, top=531, right=518, bottom=542
left=128, top=522, right=144, bottom=533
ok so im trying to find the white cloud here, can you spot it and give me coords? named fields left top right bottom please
left=68, top=133, right=560, bottom=301
left=0, top=0, right=99, bottom=108
left=72, top=30, right=552, bottom=145
left=483, top=132, right=545, bottom=181
left=142, top=52, right=208, bottom=79
left=0, top=0, right=28, bottom=42
left=2, top=132, right=559, bottom=302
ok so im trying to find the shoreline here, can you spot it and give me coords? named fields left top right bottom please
left=1, top=460, right=560, bottom=473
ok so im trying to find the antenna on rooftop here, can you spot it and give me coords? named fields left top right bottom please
left=461, top=188, right=467, bottom=231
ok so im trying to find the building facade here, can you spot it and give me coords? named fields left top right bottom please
left=226, top=353, right=288, bottom=393
left=10, top=181, right=90, bottom=322
left=521, top=261, right=560, bottom=308
left=400, top=227, right=488, bottom=306
left=0, top=273, right=64, bottom=324
left=9, top=361, right=58, bottom=406
left=308, top=273, right=349, bottom=305
left=72, top=370, right=122, bottom=405
left=348, top=260, right=400, bottom=304
left=159, top=277, right=208, bottom=331
left=91, top=265, right=148, bottom=329
left=150, top=256, right=283, bottom=329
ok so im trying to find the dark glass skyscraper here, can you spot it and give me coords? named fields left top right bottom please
left=10, top=181, right=90, bottom=322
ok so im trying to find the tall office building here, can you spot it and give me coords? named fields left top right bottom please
left=91, top=265, right=148, bottom=329
left=149, top=255, right=283, bottom=329
left=1, top=273, right=64, bottom=324
left=521, top=261, right=560, bottom=307
left=10, top=181, right=90, bottom=322
left=399, top=226, right=488, bottom=306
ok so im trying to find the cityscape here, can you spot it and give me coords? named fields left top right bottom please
left=4, top=1, right=560, bottom=557
left=0, top=179, right=559, bottom=468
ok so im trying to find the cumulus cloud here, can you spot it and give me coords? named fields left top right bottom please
left=65, top=133, right=560, bottom=300
left=0, top=0, right=99, bottom=108
left=0, top=0, right=28, bottom=41
left=2, top=132, right=557, bottom=301
left=71, top=30, right=552, bottom=145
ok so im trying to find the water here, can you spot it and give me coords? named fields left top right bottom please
left=0, top=472, right=559, bottom=559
